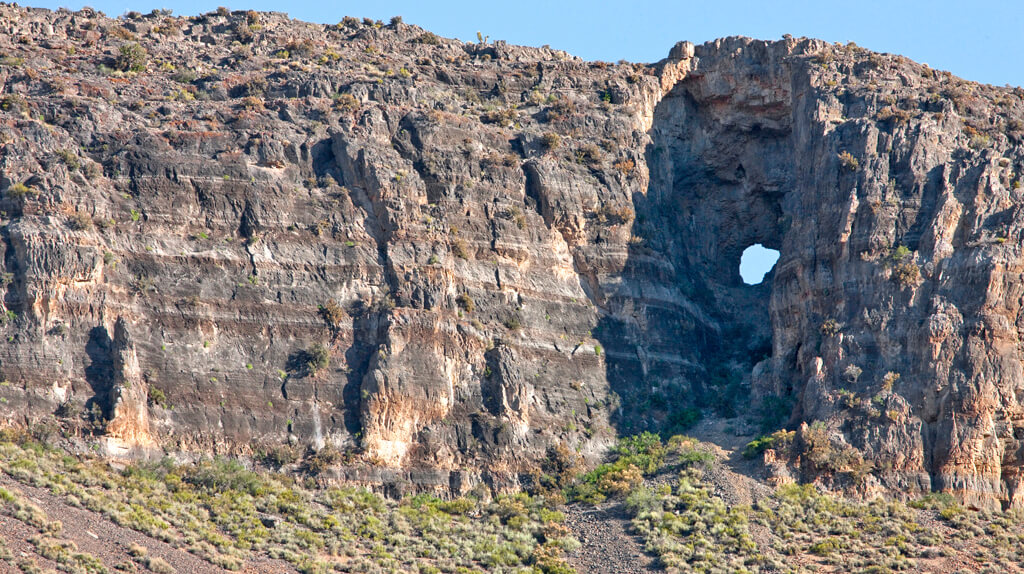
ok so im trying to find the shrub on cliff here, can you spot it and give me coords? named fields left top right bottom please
left=5, top=182, right=33, bottom=198
left=893, top=261, right=920, bottom=286
left=115, top=42, right=147, bottom=72
left=147, top=387, right=167, bottom=407
left=306, top=343, right=329, bottom=374
left=742, top=429, right=795, bottom=459
left=838, top=151, right=859, bottom=171
left=305, top=446, right=341, bottom=474
left=317, top=299, right=345, bottom=328
left=456, top=293, right=474, bottom=312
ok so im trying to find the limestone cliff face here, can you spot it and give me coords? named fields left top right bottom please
left=1, top=7, right=1023, bottom=506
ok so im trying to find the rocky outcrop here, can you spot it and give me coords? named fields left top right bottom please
left=103, top=317, right=155, bottom=453
left=1, top=6, right=1024, bottom=507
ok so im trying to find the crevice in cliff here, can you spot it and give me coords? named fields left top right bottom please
left=84, top=325, right=115, bottom=421
left=522, top=162, right=549, bottom=226
left=0, top=213, right=29, bottom=319
left=594, top=57, right=792, bottom=437
left=328, top=133, right=404, bottom=440
left=0, top=221, right=16, bottom=315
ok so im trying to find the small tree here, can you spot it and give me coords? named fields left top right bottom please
left=115, top=43, right=147, bottom=72
left=306, top=343, right=329, bottom=374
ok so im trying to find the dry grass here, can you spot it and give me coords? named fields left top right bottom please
left=616, top=435, right=1024, bottom=574
left=0, top=431, right=576, bottom=573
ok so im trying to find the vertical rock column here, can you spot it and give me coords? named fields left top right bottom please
left=103, top=317, right=155, bottom=455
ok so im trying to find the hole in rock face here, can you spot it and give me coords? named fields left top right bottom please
left=740, top=244, right=780, bottom=285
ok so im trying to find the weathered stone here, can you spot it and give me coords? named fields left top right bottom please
left=0, top=6, right=1023, bottom=506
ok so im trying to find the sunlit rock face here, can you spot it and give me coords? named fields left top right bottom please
left=2, top=6, right=1024, bottom=506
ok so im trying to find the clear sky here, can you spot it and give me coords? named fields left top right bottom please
left=23, top=0, right=1024, bottom=87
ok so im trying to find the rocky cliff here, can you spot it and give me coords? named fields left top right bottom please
left=1, top=5, right=1023, bottom=508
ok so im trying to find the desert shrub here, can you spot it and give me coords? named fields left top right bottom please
left=0, top=94, right=26, bottom=113
left=414, top=32, right=439, bottom=45
left=185, top=457, right=265, bottom=496
left=883, top=245, right=919, bottom=286
left=456, top=293, right=474, bottom=312
left=666, top=407, right=702, bottom=433
left=451, top=238, right=468, bottom=259
left=969, top=133, right=991, bottom=150
left=677, top=448, right=715, bottom=470
left=147, top=387, right=167, bottom=407
left=594, top=203, right=634, bottom=225
left=56, top=149, right=81, bottom=172
left=567, top=433, right=667, bottom=503
left=144, top=556, right=175, bottom=573
left=743, top=430, right=795, bottom=458
left=881, top=370, right=900, bottom=391
left=843, top=364, right=863, bottom=382
left=481, top=152, right=518, bottom=168
left=305, top=446, right=341, bottom=475
left=630, top=472, right=758, bottom=571
left=540, top=132, right=561, bottom=150
left=909, top=492, right=958, bottom=510
left=332, top=93, right=359, bottom=112
left=613, top=432, right=665, bottom=474
left=876, top=105, right=912, bottom=125
left=115, top=43, right=147, bottom=72
left=502, top=314, right=522, bottom=330
left=820, top=318, right=842, bottom=336
left=128, top=543, right=147, bottom=557
left=575, top=143, right=602, bottom=165
left=5, top=182, right=34, bottom=198
left=306, top=343, right=329, bottom=374
left=545, top=97, right=577, bottom=122
left=508, top=206, right=527, bottom=229
left=68, top=211, right=93, bottom=230
left=259, top=445, right=298, bottom=469
left=838, top=151, right=859, bottom=171
left=289, top=344, right=330, bottom=377
left=480, top=107, right=517, bottom=126
left=318, top=299, right=345, bottom=328
left=613, top=158, right=635, bottom=174
left=0, top=437, right=580, bottom=572
left=893, top=261, right=919, bottom=286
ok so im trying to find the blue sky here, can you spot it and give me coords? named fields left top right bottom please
left=24, top=0, right=1024, bottom=87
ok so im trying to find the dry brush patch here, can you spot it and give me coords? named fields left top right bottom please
left=0, top=431, right=576, bottom=573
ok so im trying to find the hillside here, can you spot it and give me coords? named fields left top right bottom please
left=2, top=5, right=1024, bottom=571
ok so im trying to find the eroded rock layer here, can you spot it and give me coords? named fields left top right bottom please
left=1, top=6, right=1024, bottom=507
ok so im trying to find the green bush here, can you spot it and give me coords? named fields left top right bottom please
left=185, top=457, right=265, bottom=495
left=5, top=182, right=33, bottom=198
left=743, top=429, right=795, bottom=459
left=147, top=387, right=167, bottom=407
left=612, top=432, right=664, bottom=474
left=666, top=407, right=702, bottom=433
left=306, top=343, right=329, bottom=374
left=909, top=492, right=958, bottom=510
left=456, top=293, right=474, bottom=312
left=568, top=433, right=666, bottom=503
left=115, top=43, right=148, bottom=72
